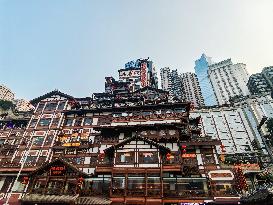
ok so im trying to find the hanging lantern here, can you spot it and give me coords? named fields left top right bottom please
left=22, top=176, right=29, bottom=185
left=166, top=153, right=171, bottom=160
left=99, top=152, right=105, bottom=160
left=77, top=176, right=84, bottom=186
left=182, top=149, right=187, bottom=154
left=181, top=145, right=187, bottom=149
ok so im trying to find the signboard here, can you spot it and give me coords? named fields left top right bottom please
left=63, top=142, right=81, bottom=147
left=182, top=154, right=196, bottom=158
left=50, top=166, right=66, bottom=176
left=119, top=69, right=140, bottom=79
left=140, top=62, right=147, bottom=87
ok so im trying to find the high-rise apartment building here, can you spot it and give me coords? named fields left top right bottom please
left=262, top=66, right=273, bottom=88
left=208, top=59, right=250, bottom=105
left=180, top=72, right=204, bottom=108
left=247, top=73, right=271, bottom=95
left=160, top=67, right=170, bottom=91
left=194, top=54, right=217, bottom=106
left=0, top=85, right=15, bottom=101
left=160, top=68, right=183, bottom=100
left=247, top=66, right=273, bottom=95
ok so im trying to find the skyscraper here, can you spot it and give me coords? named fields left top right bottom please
left=194, top=54, right=217, bottom=106
left=180, top=72, right=204, bottom=108
left=208, top=59, right=250, bottom=105
left=160, top=68, right=183, bottom=99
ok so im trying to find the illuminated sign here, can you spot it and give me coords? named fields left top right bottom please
left=182, top=154, right=196, bottom=158
left=63, top=142, right=81, bottom=147
left=50, top=166, right=66, bottom=176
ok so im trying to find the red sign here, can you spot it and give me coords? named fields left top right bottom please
left=140, top=62, right=147, bottom=87
left=50, top=166, right=66, bottom=176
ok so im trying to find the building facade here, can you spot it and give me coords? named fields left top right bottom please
left=0, top=89, right=243, bottom=205
left=194, top=54, right=217, bottom=106
left=0, top=85, right=15, bottom=101
left=247, top=66, right=273, bottom=95
left=180, top=72, right=204, bottom=108
left=160, top=68, right=183, bottom=100
left=208, top=59, right=250, bottom=105
left=118, top=58, right=158, bottom=92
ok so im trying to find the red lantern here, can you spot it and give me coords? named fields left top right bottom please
left=22, top=176, right=29, bottom=185
left=220, top=144, right=226, bottom=152
left=78, top=177, right=84, bottom=186
left=181, top=145, right=187, bottom=149
left=166, top=153, right=171, bottom=160
left=182, top=149, right=186, bottom=154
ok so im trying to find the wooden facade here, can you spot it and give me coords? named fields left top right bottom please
left=0, top=88, right=240, bottom=204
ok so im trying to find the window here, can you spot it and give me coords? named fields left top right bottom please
left=203, top=154, right=215, bottom=164
left=64, top=119, right=74, bottom=127
left=44, top=135, right=54, bottom=146
left=83, top=117, right=93, bottom=126
left=51, top=118, right=60, bottom=127
left=127, top=174, right=145, bottom=196
left=112, top=175, right=125, bottom=196
left=139, top=152, right=158, bottom=164
left=38, top=118, right=51, bottom=127
left=57, top=102, right=66, bottom=110
left=116, top=152, right=134, bottom=164
left=36, top=103, right=45, bottom=112
left=32, top=136, right=44, bottom=146
left=0, top=139, right=5, bottom=145
left=74, top=118, right=83, bottom=126
left=44, top=102, right=58, bottom=111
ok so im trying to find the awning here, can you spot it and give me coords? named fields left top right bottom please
left=20, top=194, right=79, bottom=203
left=20, top=194, right=111, bottom=205
left=76, top=197, right=112, bottom=205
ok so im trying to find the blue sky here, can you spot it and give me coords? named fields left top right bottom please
left=1, top=0, right=273, bottom=99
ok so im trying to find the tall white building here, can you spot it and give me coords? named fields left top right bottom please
left=160, top=67, right=170, bottom=91
left=180, top=72, right=204, bottom=108
left=191, top=106, right=267, bottom=155
left=0, top=84, right=15, bottom=101
left=208, top=59, right=250, bottom=105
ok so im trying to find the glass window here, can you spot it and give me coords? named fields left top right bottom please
left=32, top=136, right=44, bottom=146
left=38, top=118, right=51, bottom=127
left=64, top=119, right=74, bottom=126
left=83, top=117, right=93, bottom=126
left=116, top=152, right=134, bottom=164
left=139, top=152, right=158, bottom=164
left=147, top=174, right=160, bottom=196
left=44, top=102, right=57, bottom=111
left=44, top=135, right=54, bottom=146
left=112, top=175, right=125, bottom=196
left=0, top=139, right=5, bottom=145
left=74, top=118, right=83, bottom=126
left=36, top=103, right=45, bottom=112
left=127, top=174, right=145, bottom=196
left=51, top=118, right=60, bottom=127
left=57, top=102, right=66, bottom=110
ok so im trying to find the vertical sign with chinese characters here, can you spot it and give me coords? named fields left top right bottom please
left=140, top=62, right=147, bottom=87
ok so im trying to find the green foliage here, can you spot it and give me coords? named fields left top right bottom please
left=266, top=118, right=273, bottom=136
left=0, top=100, right=13, bottom=110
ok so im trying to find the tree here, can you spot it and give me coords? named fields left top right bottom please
left=0, top=100, right=13, bottom=111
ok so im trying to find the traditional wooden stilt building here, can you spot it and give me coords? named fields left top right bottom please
left=0, top=88, right=240, bottom=205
